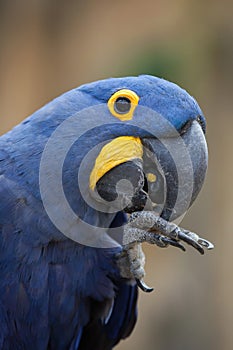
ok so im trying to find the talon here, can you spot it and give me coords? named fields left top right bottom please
left=136, top=278, right=154, bottom=293
left=198, top=238, right=214, bottom=250
left=161, top=237, right=186, bottom=252
left=175, top=229, right=205, bottom=255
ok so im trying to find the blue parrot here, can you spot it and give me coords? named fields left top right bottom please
left=0, top=75, right=213, bottom=349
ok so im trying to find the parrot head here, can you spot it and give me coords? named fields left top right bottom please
left=75, top=75, right=207, bottom=223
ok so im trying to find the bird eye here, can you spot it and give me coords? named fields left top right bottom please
left=114, top=97, right=131, bottom=114
left=108, top=89, right=139, bottom=121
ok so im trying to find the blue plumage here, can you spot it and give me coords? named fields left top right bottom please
left=0, top=75, right=206, bottom=349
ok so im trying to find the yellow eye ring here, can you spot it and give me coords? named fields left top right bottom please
left=107, top=89, right=139, bottom=121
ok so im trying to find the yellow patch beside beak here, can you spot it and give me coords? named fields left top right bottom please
left=89, top=136, right=143, bottom=190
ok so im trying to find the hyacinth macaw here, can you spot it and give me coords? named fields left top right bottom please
left=0, top=75, right=213, bottom=349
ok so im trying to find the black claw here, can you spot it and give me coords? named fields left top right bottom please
left=176, top=230, right=205, bottom=255
left=136, top=278, right=154, bottom=293
left=161, top=237, right=186, bottom=252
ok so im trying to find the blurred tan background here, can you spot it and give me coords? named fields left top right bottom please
left=0, top=0, right=232, bottom=349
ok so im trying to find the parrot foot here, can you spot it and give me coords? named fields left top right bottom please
left=118, top=230, right=186, bottom=293
left=117, top=243, right=145, bottom=279
left=125, top=211, right=214, bottom=255
left=120, top=211, right=214, bottom=292
left=117, top=243, right=154, bottom=293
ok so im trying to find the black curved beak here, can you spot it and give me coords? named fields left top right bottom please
left=142, top=120, right=208, bottom=221
left=95, top=120, right=207, bottom=221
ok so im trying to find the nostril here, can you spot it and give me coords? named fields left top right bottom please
left=180, top=116, right=206, bottom=136
left=196, top=115, right=206, bottom=133
left=179, top=120, right=193, bottom=136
